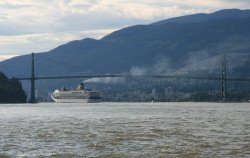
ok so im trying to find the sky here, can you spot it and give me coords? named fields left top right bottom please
left=0, top=0, right=250, bottom=60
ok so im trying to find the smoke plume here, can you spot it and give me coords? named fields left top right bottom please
left=83, top=77, right=126, bottom=84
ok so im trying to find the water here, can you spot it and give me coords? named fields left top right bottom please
left=0, top=102, right=249, bottom=157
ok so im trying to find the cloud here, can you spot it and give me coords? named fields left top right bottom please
left=0, top=55, right=17, bottom=61
left=0, top=28, right=117, bottom=55
left=0, top=0, right=250, bottom=59
left=1, top=0, right=249, bottom=35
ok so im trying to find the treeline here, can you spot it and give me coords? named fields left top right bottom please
left=0, top=72, right=26, bottom=103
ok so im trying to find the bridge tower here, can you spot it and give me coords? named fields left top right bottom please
left=29, top=53, right=36, bottom=103
left=221, top=54, right=227, bottom=102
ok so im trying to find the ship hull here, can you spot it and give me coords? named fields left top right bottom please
left=51, top=95, right=100, bottom=103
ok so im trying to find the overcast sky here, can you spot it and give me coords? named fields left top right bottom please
left=0, top=0, right=250, bottom=60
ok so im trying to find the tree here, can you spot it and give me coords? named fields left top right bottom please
left=0, top=72, right=27, bottom=103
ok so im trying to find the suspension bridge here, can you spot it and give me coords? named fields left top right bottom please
left=13, top=53, right=250, bottom=103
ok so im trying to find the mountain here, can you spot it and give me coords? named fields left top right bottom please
left=0, top=9, right=250, bottom=101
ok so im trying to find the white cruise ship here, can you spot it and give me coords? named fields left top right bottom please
left=51, top=83, right=102, bottom=103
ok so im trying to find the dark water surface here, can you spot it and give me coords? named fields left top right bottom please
left=0, top=102, right=249, bottom=157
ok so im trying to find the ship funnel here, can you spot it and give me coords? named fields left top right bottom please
left=80, top=82, right=85, bottom=90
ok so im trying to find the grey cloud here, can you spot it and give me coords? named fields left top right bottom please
left=56, top=12, right=150, bottom=32
left=221, top=0, right=250, bottom=3
left=0, top=22, right=31, bottom=35
left=0, top=0, right=249, bottom=58
left=0, top=3, right=32, bottom=9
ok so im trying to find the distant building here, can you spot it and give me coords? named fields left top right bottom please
left=165, top=87, right=173, bottom=99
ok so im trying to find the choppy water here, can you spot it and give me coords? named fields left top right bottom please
left=0, top=102, right=250, bottom=157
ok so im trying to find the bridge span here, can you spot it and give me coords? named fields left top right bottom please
left=15, top=53, right=250, bottom=103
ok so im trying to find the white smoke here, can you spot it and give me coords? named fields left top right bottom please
left=84, top=56, right=174, bottom=84
left=83, top=77, right=126, bottom=84
left=130, top=66, right=147, bottom=75
left=151, top=56, right=172, bottom=74
left=129, top=56, right=173, bottom=76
